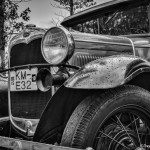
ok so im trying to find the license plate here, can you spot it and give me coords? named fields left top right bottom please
left=10, top=68, right=38, bottom=91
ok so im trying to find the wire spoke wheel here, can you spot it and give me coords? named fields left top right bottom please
left=61, top=86, right=150, bottom=150
left=95, top=108, right=150, bottom=150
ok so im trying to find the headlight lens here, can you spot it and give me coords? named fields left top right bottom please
left=41, top=26, right=75, bottom=65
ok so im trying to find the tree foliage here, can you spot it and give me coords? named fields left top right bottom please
left=0, top=0, right=5, bottom=51
left=0, top=0, right=31, bottom=69
left=4, top=0, right=31, bottom=42
left=51, top=0, right=96, bottom=26
left=52, top=0, right=96, bottom=16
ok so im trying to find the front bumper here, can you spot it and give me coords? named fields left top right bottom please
left=0, top=136, right=90, bottom=150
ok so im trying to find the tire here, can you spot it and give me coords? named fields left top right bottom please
left=61, top=85, right=150, bottom=150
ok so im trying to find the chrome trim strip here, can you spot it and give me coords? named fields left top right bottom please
left=74, top=38, right=148, bottom=49
left=127, top=38, right=135, bottom=56
left=0, top=117, right=9, bottom=122
left=75, top=39, right=132, bottom=46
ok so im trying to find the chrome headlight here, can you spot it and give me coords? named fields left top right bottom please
left=41, top=26, right=75, bottom=65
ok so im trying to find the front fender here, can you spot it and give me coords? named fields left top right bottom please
left=65, top=55, right=150, bottom=89
left=33, top=85, right=93, bottom=143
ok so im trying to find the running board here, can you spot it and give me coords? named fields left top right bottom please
left=0, top=136, right=93, bottom=150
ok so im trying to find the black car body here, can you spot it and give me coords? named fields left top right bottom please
left=0, top=0, right=150, bottom=150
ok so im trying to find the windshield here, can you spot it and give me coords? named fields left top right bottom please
left=72, top=3, right=150, bottom=35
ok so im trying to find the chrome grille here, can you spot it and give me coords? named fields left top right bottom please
left=10, top=38, right=51, bottom=119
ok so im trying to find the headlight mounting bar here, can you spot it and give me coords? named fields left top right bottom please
left=0, top=63, right=80, bottom=73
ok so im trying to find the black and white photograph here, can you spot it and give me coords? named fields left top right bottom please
left=0, top=0, right=150, bottom=149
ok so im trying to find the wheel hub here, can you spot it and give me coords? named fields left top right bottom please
left=109, top=130, right=138, bottom=150
left=135, top=147, right=145, bottom=150
left=106, top=124, right=138, bottom=150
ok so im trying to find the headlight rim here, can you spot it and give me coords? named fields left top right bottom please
left=41, top=26, right=75, bottom=65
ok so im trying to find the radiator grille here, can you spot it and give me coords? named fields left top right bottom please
left=10, top=39, right=46, bottom=67
left=11, top=91, right=51, bottom=119
left=71, top=55, right=102, bottom=67
left=10, top=38, right=51, bottom=119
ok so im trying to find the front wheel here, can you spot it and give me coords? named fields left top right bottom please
left=61, top=85, right=150, bottom=150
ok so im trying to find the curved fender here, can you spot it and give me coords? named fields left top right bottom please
left=65, top=55, right=150, bottom=89
left=33, top=85, right=92, bottom=143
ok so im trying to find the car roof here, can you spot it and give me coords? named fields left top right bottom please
left=61, top=0, right=149, bottom=27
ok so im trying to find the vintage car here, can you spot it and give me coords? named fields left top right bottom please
left=0, top=0, right=150, bottom=150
